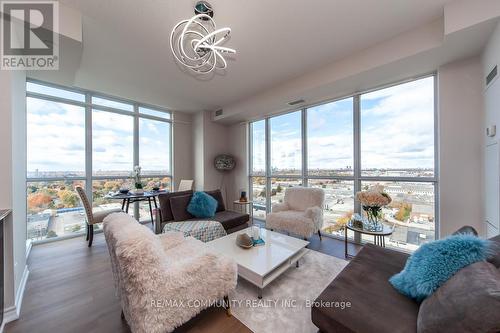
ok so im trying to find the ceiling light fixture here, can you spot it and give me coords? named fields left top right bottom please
left=170, top=1, right=236, bottom=75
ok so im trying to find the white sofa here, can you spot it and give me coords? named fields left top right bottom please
left=103, top=212, right=237, bottom=333
left=266, top=187, right=325, bottom=240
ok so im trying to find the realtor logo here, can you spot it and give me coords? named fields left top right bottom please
left=1, top=1, right=59, bottom=70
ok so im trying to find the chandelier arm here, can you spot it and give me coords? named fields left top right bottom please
left=179, top=19, right=210, bottom=62
left=214, top=49, right=227, bottom=69
left=210, top=46, right=236, bottom=54
left=193, top=27, right=231, bottom=51
left=170, top=8, right=234, bottom=74
left=178, top=38, right=215, bottom=70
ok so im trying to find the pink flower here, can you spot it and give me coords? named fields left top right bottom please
left=356, top=188, right=392, bottom=207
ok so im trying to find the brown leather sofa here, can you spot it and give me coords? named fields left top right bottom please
left=155, top=189, right=249, bottom=234
left=311, top=227, right=500, bottom=333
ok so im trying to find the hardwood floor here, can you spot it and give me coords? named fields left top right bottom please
left=5, top=228, right=361, bottom=333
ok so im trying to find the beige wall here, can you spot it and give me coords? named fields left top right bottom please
left=482, top=21, right=500, bottom=237
left=172, top=112, right=193, bottom=190
left=191, top=111, right=232, bottom=198
left=203, top=112, right=230, bottom=192
left=227, top=123, right=248, bottom=205
left=438, top=56, right=484, bottom=236
left=193, top=112, right=205, bottom=191
left=0, top=69, right=28, bottom=321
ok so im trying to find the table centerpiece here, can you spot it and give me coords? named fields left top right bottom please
left=355, top=187, right=392, bottom=231
left=131, top=165, right=144, bottom=195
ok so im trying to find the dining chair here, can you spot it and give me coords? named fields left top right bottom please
left=76, top=186, right=122, bottom=247
left=178, top=179, right=194, bottom=192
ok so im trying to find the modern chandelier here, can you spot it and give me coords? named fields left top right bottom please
left=170, top=1, right=236, bottom=75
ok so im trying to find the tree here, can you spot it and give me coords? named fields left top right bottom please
left=336, top=211, right=353, bottom=228
left=395, top=203, right=412, bottom=222
left=58, top=190, right=79, bottom=208
left=28, top=193, right=52, bottom=212
left=161, top=177, right=171, bottom=188
left=276, top=184, right=283, bottom=193
left=71, top=225, right=81, bottom=233
left=104, top=181, right=122, bottom=191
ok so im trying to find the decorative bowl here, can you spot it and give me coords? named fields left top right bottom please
left=119, top=189, right=129, bottom=194
left=236, top=233, right=253, bottom=249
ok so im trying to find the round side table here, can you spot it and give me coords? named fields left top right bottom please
left=344, top=220, right=394, bottom=258
left=233, top=200, right=253, bottom=225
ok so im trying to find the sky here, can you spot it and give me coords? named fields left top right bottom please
left=27, top=86, right=171, bottom=176
left=27, top=77, right=434, bottom=177
left=252, top=76, right=435, bottom=174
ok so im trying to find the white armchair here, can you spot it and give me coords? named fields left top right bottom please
left=266, top=187, right=325, bottom=240
left=103, top=212, right=237, bottom=333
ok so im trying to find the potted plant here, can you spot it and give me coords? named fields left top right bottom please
left=131, top=165, right=143, bottom=194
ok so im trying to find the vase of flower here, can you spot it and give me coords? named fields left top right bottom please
left=356, top=187, right=392, bottom=231
left=131, top=165, right=144, bottom=194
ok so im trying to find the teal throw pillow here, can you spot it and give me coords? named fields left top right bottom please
left=187, top=191, right=218, bottom=218
left=389, top=234, right=491, bottom=302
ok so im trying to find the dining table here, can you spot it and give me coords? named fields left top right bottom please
left=105, top=190, right=168, bottom=225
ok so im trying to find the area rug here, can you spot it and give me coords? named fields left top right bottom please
left=229, top=249, right=348, bottom=333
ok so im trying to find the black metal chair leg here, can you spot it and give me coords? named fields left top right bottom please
left=85, top=223, right=89, bottom=241
left=148, top=197, right=154, bottom=225
left=318, top=230, right=322, bottom=241
left=88, top=224, right=94, bottom=247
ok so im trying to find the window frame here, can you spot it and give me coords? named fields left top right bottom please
left=26, top=78, right=173, bottom=242
left=248, top=73, right=439, bottom=244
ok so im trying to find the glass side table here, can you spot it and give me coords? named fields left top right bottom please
left=233, top=200, right=254, bottom=225
left=345, top=220, right=394, bottom=258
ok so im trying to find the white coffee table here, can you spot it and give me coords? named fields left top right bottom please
left=207, top=227, right=309, bottom=298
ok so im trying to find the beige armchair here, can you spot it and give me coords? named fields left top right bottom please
left=103, top=212, right=237, bottom=333
left=76, top=186, right=122, bottom=247
left=266, top=187, right=325, bottom=240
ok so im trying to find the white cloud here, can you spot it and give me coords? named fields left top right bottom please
left=250, top=77, right=435, bottom=171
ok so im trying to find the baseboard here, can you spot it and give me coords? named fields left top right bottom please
left=25, top=241, right=32, bottom=259
left=2, top=265, right=30, bottom=330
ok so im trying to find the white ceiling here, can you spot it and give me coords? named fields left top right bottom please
left=58, top=0, right=457, bottom=111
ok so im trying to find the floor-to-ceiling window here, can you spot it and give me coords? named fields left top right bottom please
left=26, top=80, right=172, bottom=242
left=249, top=75, right=436, bottom=252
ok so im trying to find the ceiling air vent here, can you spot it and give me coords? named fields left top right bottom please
left=287, top=99, right=305, bottom=106
left=486, top=65, right=497, bottom=88
left=214, top=109, right=223, bottom=117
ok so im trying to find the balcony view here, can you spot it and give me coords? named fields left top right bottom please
left=26, top=82, right=172, bottom=241
left=250, top=77, right=436, bottom=252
